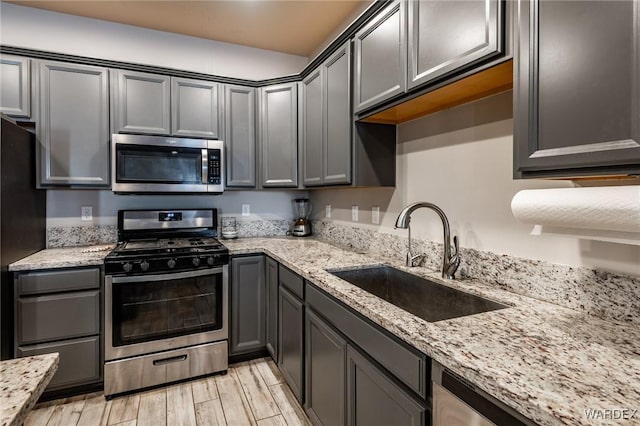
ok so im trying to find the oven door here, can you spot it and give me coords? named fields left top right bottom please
left=105, top=266, right=228, bottom=361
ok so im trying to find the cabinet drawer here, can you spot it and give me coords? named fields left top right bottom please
left=17, top=268, right=100, bottom=296
left=306, top=284, right=427, bottom=398
left=18, top=335, right=101, bottom=390
left=17, top=290, right=100, bottom=344
left=279, top=265, right=304, bottom=299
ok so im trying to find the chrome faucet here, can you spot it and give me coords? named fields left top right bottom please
left=394, top=202, right=460, bottom=279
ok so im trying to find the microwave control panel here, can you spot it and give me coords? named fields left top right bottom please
left=207, top=149, right=221, bottom=184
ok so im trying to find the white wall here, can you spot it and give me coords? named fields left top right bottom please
left=0, top=3, right=308, bottom=80
left=310, top=92, right=640, bottom=277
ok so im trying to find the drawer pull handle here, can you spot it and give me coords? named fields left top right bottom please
left=153, top=354, right=187, bottom=366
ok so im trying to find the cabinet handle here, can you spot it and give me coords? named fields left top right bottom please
left=152, top=354, right=187, bottom=366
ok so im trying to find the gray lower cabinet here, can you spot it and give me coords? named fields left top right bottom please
left=230, top=255, right=266, bottom=355
left=14, top=267, right=102, bottom=392
left=278, top=270, right=304, bottom=403
left=265, top=257, right=279, bottom=360
left=37, top=60, right=110, bottom=187
left=171, top=77, right=220, bottom=139
left=407, top=0, right=502, bottom=89
left=514, top=0, right=640, bottom=178
left=305, top=309, right=347, bottom=426
left=112, top=69, right=171, bottom=135
left=225, top=85, right=257, bottom=187
left=259, top=83, right=298, bottom=187
left=346, top=346, right=426, bottom=426
left=0, top=54, right=30, bottom=118
left=353, top=0, right=406, bottom=113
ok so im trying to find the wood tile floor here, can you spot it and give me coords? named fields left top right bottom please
left=25, top=357, right=311, bottom=426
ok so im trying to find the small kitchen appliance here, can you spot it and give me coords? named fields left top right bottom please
left=104, top=209, right=229, bottom=397
left=292, top=198, right=312, bottom=237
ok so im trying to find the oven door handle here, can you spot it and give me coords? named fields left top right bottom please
left=110, top=267, right=224, bottom=283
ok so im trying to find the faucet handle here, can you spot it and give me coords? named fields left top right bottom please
left=445, top=236, right=461, bottom=278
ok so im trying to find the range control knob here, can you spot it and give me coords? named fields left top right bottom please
left=192, top=257, right=201, bottom=267
left=140, top=260, right=150, bottom=271
left=207, top=256, right=215, bottom=266
left=122, top=262, right=133, bottom=273
left=167, top=258, right=177, bottom=269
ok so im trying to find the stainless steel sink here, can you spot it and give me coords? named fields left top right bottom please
left=329, top=266, right=508, bottom=322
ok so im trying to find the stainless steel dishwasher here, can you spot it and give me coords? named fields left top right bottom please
left=432, top=361, right=536, bottom=426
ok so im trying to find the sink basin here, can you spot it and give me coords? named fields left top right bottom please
left=329, top=266, right=508, bottom=322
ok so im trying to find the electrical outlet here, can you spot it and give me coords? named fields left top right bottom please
left=81, top=206, right=93, bottom=221
left=372, top=206, right=380, bottom=224
left=351, top=205, right=358, bottom=222
left=242, top=204, right=250, bottom=217
left=325, top=205, right=331, bottom=218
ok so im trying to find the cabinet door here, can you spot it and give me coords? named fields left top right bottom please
left=514, top=0, right=640, bottom=178
left=171, top=77, right=219, bottom=138
left=225, top=85, right=257, bottom=187
left=266, top=257, right=279, bottom=360
left=230, top=256, right=266, bottom=355
left=323, top=42, right=352, bottom=185
left=278, top=286, right=304, bottom=403
left=113, top=69, right=171, bottom=135
left=260, top=83, right=298, bottom=187
left=353, top=0, right=406, bottom=113
left=0, top=54, right=30, bottom=118
left=408, top=0, right=501, bottom=89
left=346, top=346, right=426, bottom=426
left=301, top=69, right=324, bottom=186
left=305, top=309, right=347, bottom=426
left=38, top=61, right=110, bottom=186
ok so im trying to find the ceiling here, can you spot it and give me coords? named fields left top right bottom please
left=6, top=0, right=371, bottom=57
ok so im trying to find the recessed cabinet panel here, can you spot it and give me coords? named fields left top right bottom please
left=114, top=70, right=171, bottom=135
left=266, top=257, right=278, bottom=360
left=225, top=85, right=257, bottom=187
left=230, top=256, right=266, bottom=355
left=260, top=83, right=298, bottom=187
left=171, top=77, right=219, bottom=138
left=301, top=69, right=324, bottom=186
left=408, top=0, right=500, bottom=89
left=278, top=286, right=304, bottom=403
left=354, top=0, right=406, bottom=113
left=514, top=0, right=640, bottom=177
left=38, top=61, right=110, bottom=186
left=0, top=54, right=30, bottom=117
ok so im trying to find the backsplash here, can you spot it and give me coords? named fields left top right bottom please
left=46, top=218, right=291, bottom=248
left=312, top=220, right=640, bottom=326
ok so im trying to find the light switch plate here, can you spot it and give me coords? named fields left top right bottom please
left=81, top=206, right=93, bottom=221
left=372, top=206, right=380, bottom=224
left=242, top=204, right=250, bottom=217
left=351, top=205, right=358, bottom=222
left=325, top=205, right=331, bottom=219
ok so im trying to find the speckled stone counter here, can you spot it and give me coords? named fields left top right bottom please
left=0, top=353, right=58, bottom=426
left=8, top=245, right=114, bottom=271
left=223, top=237, right=640, bottom=426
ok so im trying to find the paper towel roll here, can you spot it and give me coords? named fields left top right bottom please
left=511, top=186, right=640, bottom=244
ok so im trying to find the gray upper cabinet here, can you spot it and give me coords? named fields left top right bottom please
left=407, top=0, right=501, bottom=89
left=301, top=69, right=324, bottom=186
left=354, top=0, right=406, bottom=114
left=171, top=77, right=220, bottom=138
left=302, top=41, right=352, bottom=187
left=259, top=83, right=298, bottom=187
left=112, top=69, right=171, bottom=135
left=514, top=0, right=640, bottom=178
left=230, top=255, right=266, bottom=355
left=37, top=61, right=110, bottom=187
left=225, top=85, right=257, bottom=187
left=0, top=55, right=30, bottom=118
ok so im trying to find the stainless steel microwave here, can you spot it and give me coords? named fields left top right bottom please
left=111, top=134, right=224, bottom=193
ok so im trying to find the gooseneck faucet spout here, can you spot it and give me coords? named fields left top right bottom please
left=394, top=202, right=460, bottom=279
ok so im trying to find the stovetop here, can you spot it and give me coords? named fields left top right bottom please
left=113, top=237, right=225, bottom=253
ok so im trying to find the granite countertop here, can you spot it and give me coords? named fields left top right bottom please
left=0, top=353, right=59, bottom=426
left=9, top=244, right=114, bottom=271
left=8, top=238, right=640, bottom=425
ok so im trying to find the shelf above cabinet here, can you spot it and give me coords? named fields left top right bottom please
left=360, top=59, right=513, bottom=125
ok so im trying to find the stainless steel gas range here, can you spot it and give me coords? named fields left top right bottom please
left=104, top=209, right=229, bottom=397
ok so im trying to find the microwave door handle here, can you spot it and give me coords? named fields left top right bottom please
left=202, top=149, right=208, bottom=184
